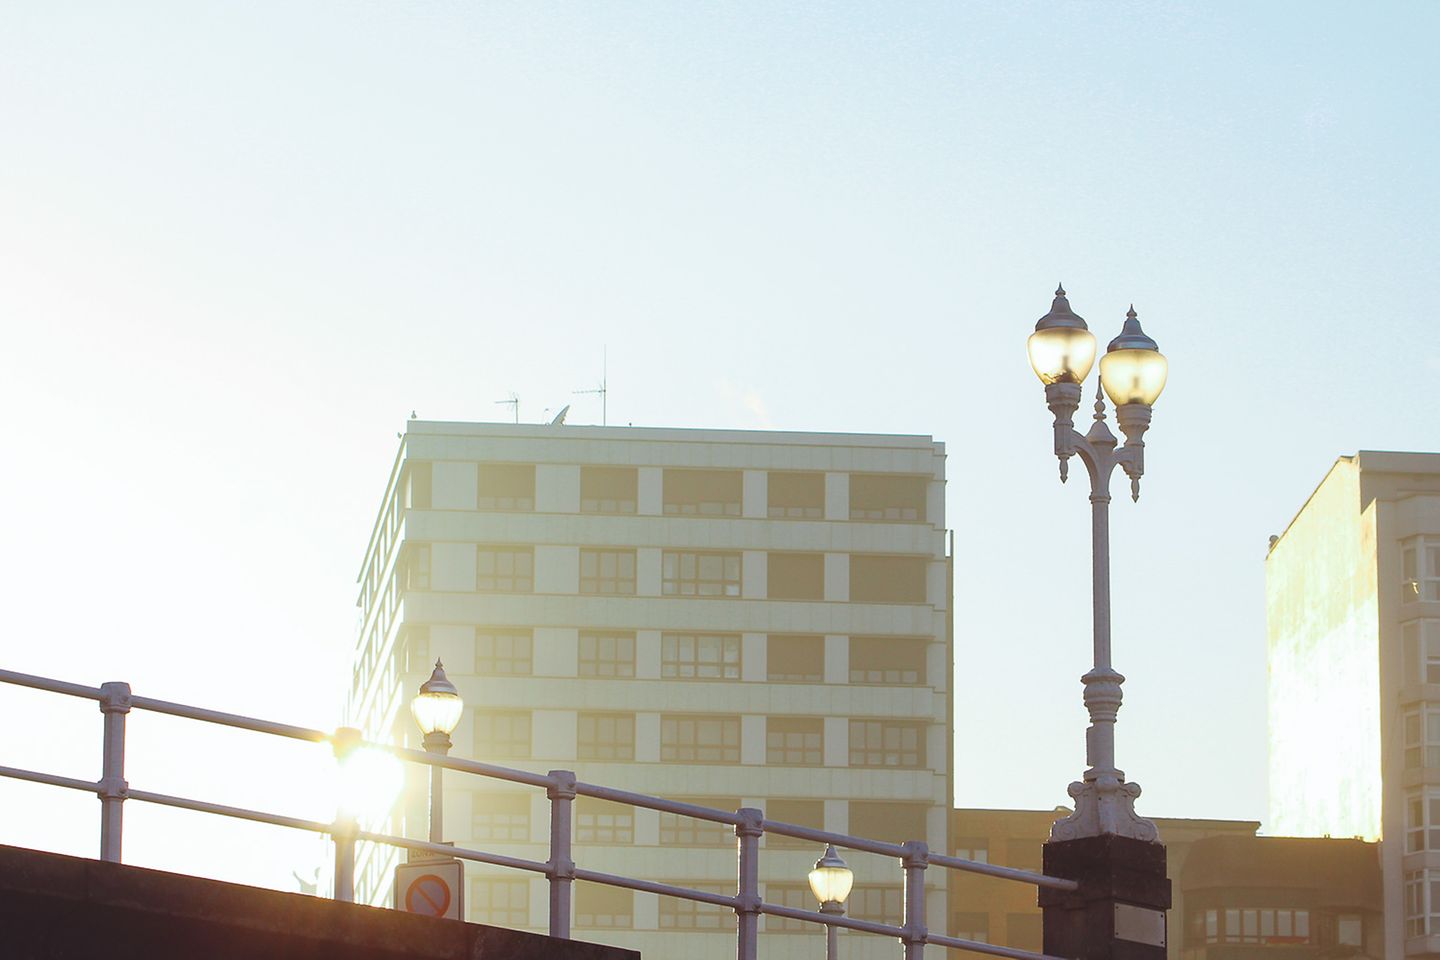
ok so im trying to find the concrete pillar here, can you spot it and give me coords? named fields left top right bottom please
left=1041, top=836, right=1170, bottom=960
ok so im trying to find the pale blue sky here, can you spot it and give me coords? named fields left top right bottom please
left=2, top=2, right=1437, bottom=890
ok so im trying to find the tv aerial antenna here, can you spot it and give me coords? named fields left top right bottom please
left=495, top=393, right=519, bottom=423
left=574, top=347, right=609, bottom=426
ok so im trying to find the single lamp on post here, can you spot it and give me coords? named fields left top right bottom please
left=808, top=844, right=854, bottom=960
left=411, top=660, right=463, bottom=844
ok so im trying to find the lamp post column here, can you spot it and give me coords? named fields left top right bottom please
left=424, top=731, right=449, bottom=844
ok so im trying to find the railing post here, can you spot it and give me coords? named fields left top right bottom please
left=331, top=726, right=361, bottom=903
left=547, top=770, right=576, bottom=939
left=734, top=807, right=763, bottom=960
left=97, top=681, right=131, bottom=863
left=901, top=839, right=929, bottom=960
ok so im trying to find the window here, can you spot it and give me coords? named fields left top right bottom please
left=765, top=799, right=824, bottom=848
left=1007, top=913, right=1043, bottom=952
left=1337, top=913, right=1363, bottom=947
left=575, top=884, right=633, bottom=929
left=659, top=883, right=735, bottom=930
left=471, top=878, right=529, bottom=926
left=768, top=552, right=824, bottom=600
left=577, top=712, right=635, bottom=761
left=659, top=796, right=740, bottom=846
left=1410, top=872, right=1440, bottom=938
left=1193, top=908, right=1312, bottom=944
left=472, top=793, right=530, bottom=843
left=1405, top=706, right=1440, bottom=769
left=661, top=715, right=740, bottom=763
left=766, top=717, right=823, bottom=765
left=954, top=838, right=989, bottom=863
left=850, top=555, right=928, bottom=603
left=1404, top=620, right=1440, bottom=684
left=476, top=464, right=534, bottom=511
left=581, top=466, right=637, bottom=514
left=403, top=626, right=430, bottom=675
left=475, top=628, right=532, bottom=675
left=663, top=551, right=741, bottom=597
left=850, top=637, right=926, bottom=684
left=1408, top=789, right=1440, bottom=853
left=1404, top=537, right=1440, bottom=603
left=767, top=635, right=824, bottom=682
left=579, top=631, right=635, bottom=678
left=664, top=469, right=742, bottom=516
left=954, top=912, right=989, bottom=943
left=662, top=632, right=741, bottom=679
left=768, top=472, right=824, bottom=519
left=474, top=711, right=531, bottom=759
left=476, top=546, right=534, bottom=592
left=575, top=798, right=634, bottom=844
left=1004, top=839, right=1042, bottom=872
left=849, top=719, right=925, bottom=768
left=850, top=802, right=927, bottom=846
left=407, top=462, right=432, bottom=509
left=401, top=543, right=431, bottom=590
left=764, top=883, right=812, bottom=932
left=849, top=474, right=927, bottom=522
left=851, top=886, right=902, bottom=923
left=580, top=548, right=636, bottom=595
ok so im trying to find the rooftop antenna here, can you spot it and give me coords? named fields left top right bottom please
left=574, top=347, right=608, bottom=425
left=495, top=393, right=519, bottom=424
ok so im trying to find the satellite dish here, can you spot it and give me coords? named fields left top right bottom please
left=549, top=404, right=570, bottom=426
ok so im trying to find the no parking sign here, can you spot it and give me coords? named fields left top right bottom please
left=394, top=858, right=464, bottom=920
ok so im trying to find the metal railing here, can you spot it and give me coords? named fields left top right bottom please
left=0, top=668, right=1077, bottom=960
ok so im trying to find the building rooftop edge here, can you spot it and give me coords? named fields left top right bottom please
left=951, top=806, right=1262, bottom=829
left=404, top=419, right=944, bottom=450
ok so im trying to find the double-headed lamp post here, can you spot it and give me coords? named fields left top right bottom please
left=808, top=844, right=854, bottom=960
left=1026, top=285, right=1168, bottom=842
left=411, top=660, right=464, bottom=844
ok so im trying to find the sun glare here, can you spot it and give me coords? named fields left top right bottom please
left=334, top=746, right=406, bottom=824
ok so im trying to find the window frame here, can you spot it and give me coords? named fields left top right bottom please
left=660, top=714, right=742, bottom=764
left=848, top=718, right=926, bottom=768
left=662, top=632, right=741, bottom=680
left=765, top=716, right=824, bottom=766
left=475, top=628, right=533, bottom=676
left=662, top=550, right=742, bottom=598
left=474, top=710, right=532, bottom=760
left=476, top=546, right=535, bottom=593
left=578, top=631, right=636, bottom=678
left=476, top=463, right=535, bottom=512
left=579, top=548, right=637, bottom=596
left=576, top=712, right=636, bottom=761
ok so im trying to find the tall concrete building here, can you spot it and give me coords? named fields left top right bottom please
left=1266, top=451, right=1440, bottom=959
left=349, top=421, right=952, bottom=958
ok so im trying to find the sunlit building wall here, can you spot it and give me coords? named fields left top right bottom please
left=348, top=421, right=952, bottom=959
left=1266, top=451, right=1440, bottom=960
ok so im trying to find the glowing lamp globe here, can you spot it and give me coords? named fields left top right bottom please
left=807, top=844, right=854, bottom=906
left=1027, top=285, right=1097, bottom=386
left=1099, top=307, right=1168, bottom=406
left=411, top=660, right=464, bottom=736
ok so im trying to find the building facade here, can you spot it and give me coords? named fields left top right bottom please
left=1266, top=451, right=1440, bottom=959
left=349, top=421, right=953, bottom=959
left=949, top=807, right=1261, bottom=960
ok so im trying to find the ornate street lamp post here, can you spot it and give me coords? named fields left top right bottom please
left=808, top=844, right=854, bottom=960
left=1027, top=286, right=1172, bottom=960
left=411, top=660, right=464, bottom=843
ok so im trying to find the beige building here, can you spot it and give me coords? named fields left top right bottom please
left=1266, top=451, right=1440, bottom=959
left=348, top=421, right=953, bottom=958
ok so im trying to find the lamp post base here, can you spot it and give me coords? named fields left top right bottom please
left=1050, top=777, right=1158, bottom=842
left=1040, top=834, right=1169, bottom=960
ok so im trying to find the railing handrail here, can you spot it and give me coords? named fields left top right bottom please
left=0, top=667, right=1079, bottom=960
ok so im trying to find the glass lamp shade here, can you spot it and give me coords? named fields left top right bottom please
left=1027, top=326, right=1097, bottom=386
left=807, top=845, right=854, bottom=906
left=411, top=660, right=464, bottom=736
left=1099, top=348, right=1168, bottom=406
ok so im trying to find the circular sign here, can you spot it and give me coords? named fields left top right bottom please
left=404, top=873, right=452, bottom=917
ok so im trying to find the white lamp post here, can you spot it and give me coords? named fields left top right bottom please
left=411, top=660, right=464, bottom=844
left=1027, top=287, right=1168, bottom=842
left=808, top=844, right=854, bottom=960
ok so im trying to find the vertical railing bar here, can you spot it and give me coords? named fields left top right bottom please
left=902, top=839, right=929, bottom=960
left=734, top=807, right=762, bottom=960
left=97, top=681, right=131, bottom=863
left=548, top=769, right=576, bottom=939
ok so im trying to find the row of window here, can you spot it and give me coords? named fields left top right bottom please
left=1188, top=907, right=1314, bottom=945
left=412, top=628, right=928, bottom=685
left=471, top=712, right=928, bottom=768
left=469, top=878, right=905, bottom=930
left=471, top=796, right=930, bottom=849
left=1403, top=537, right=1440, bottom=604
left=409, top=463, right=932, bottom=523
left=404, top=545, right=929, bottom=604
